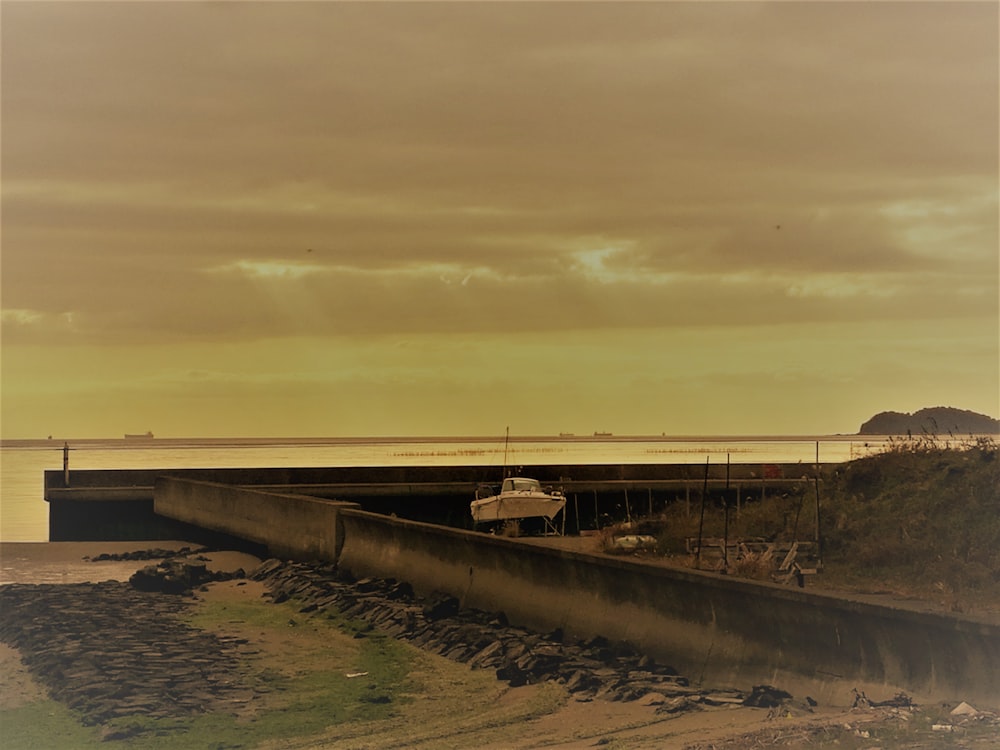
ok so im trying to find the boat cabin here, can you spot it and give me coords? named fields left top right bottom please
left=502, top=477, right=542, bottom=493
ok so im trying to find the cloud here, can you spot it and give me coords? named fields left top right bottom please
left=1, top=2, right=996, bottom=436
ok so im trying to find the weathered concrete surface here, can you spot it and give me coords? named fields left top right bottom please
left=147, top=477, right=999, bottom=708
left=336, top=508, right=1000, bottom=708
left=153, top=477, right=359, bottom=561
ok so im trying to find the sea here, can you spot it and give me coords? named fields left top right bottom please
left=0, top=435, right=896, bottom=542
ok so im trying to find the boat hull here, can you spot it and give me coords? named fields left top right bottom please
left=470, top=491, right=566, bottom=524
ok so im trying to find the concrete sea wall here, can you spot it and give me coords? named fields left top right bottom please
left=154, top=477, right=359, bottom=561
left=149, top=477, right=1000, bottom=707
left=335, top=507, right=1000, bottom=707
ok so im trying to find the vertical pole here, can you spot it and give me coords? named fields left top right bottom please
left=695, top=457, right=709, bottom=569
left=63, top=442, right=70, bottom=487
left=815, top=476, right=822, bottom=564
left=594, top=490, right=600, bottom=530
left=624, top=487, right=632, bottom=525
left=723, top=493, right=729, bottom=573
left=685, top=483, right=690, bottom=519
left=574, top=494, right=580, bottom=535
left=815, top=441, right=823, bottom=564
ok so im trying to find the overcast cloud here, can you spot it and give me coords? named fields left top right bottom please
left=1, top=1, right=997, bottom=437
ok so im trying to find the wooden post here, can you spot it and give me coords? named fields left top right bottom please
left=63, top=442, right=70, bottom=487
left=624, top=487, right=632, bottom=525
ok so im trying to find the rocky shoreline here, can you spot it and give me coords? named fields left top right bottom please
left=4, top=548, right=998, bottom=749
left=251, top=558, right=792, bottom=712
left=0, top=551, right=807, bottom=736
left=0, top=579, right=256, bottom=730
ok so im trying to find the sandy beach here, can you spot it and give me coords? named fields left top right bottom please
left=0, top=541, right=262, bottom=584
left=1, top=541, right=994, bottom=749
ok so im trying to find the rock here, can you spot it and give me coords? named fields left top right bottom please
left=742, top=684, right=793, bottom=708
left=423, top=591, right=460, bottom=621
left=128, top=559, right=224, bottom=594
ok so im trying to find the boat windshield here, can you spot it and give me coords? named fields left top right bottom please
left=502, top=478, right=542, bottom=493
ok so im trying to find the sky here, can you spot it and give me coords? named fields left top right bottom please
left=1, top=1, right=998, bottom=439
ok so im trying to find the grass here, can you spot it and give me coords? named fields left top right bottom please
left=2, top=592, right=453, bottom=749
left=0, top=587, right=570, bottom=750
left=637, top=436, right=1000, bottom=610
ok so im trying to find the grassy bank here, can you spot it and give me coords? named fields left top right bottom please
left=628, top=437, right=1000, bottom=612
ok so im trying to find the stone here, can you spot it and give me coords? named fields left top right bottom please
left=742, top=684, right=793, bottom=708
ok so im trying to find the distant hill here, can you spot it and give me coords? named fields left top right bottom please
left=859, top=407, right=999, bottom=436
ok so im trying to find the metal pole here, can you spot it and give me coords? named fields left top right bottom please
left=723, top=493, right=729, bottom=573
left=695, top=457, right=709, bottom=569
left=815, top=453, right=823, bottom=565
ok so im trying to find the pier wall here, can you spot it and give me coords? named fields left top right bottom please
left=45, top=462, right=823, bottom=538
left=335, top=507, right=1000, bottom=707
left=148, top=476, right=1000, bottom=707
left=153, top=477, right=359, bottom=561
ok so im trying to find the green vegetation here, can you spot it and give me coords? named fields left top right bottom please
left=821, top=436, right=1000, bottom=606
left=647, top=437, right=1000, bottom=610
left=0, top=588, right=560, bottom=750
left=0, top=700, right=107, bottom=750
left=1, top=595, right=418, bottom=749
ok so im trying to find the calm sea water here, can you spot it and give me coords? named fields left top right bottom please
left=0, top=436, right=888, bottom=542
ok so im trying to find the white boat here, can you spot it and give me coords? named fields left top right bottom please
left=470, top=477, right=567, bottom=529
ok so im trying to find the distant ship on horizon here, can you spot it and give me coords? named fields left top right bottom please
left=124, top=431, right=154, bottom=440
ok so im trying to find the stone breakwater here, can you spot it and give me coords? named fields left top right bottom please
left=0, top=553, right=810, bottom=739
left=252, top=559, right=805, bottom=713
left=0, top=579, right=260, bottom=729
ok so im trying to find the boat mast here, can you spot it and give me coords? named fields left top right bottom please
left=502, top=426, right=510, bottom=479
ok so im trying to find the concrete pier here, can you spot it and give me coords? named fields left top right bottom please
left=45, top=462, right=819, bottom=538
left=40, top=463, right=1000, bottom=707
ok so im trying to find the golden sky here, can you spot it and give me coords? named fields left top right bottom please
left=1, top=1, right=998, bottom=438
